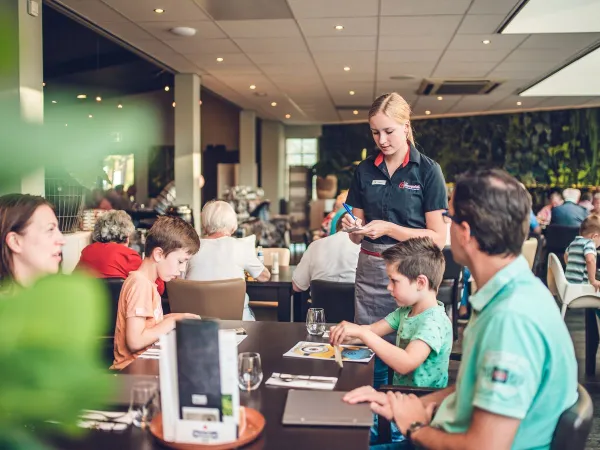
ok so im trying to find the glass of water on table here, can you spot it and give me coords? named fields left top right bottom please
left=306, top=308, right=326, bottom=336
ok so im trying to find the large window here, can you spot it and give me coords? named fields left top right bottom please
left=103, top=154, right=134, bottom=189
left=286, top=138, right=318, bottom=167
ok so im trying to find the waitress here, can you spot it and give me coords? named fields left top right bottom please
left=343, top=92, right=448, bottom=388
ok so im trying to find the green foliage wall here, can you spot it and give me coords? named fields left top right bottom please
left=320, top=107, right=600, bottom=186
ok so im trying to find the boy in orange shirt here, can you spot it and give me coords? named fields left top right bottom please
left=111, top=216, right=200, bottom=369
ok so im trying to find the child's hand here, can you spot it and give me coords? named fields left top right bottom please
left=329, top=321, right=363, bottom=346
left=592, top=280, right=600, bottom=292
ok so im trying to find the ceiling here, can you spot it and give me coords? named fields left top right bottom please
left=48, top=0, right=600, bottom=124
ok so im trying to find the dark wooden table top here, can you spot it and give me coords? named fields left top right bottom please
left=49, top=321, right=373, bottom=450
left=247, top=266, right=295, bottom=286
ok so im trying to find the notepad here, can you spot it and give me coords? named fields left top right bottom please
left=282, top=390, right=373, bottom=427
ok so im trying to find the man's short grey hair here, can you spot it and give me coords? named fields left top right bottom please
left=563, top=188, right=581, bottom=203
left=93, top=210, right=135, bottom=244
left=201, top=200, right=238, bottom=235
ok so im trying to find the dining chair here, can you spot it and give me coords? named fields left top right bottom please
left=551, top=384, right=594, bottom=450
left=100, top=277, right=125, bottom=337
left=309, top=280, right=355, bottom=323
left=262, top=248, right=291, bottom=266
left=544, top=225, right=580, bottom=270
left=167, top=278, right=246, bottom=320
left=375, top=384, right=593, bottom=448
left=522, top=237, right=538, bottom=270
left=437, top=247, right=463, bottom=341
left=547, top=252, right=600, bottom=318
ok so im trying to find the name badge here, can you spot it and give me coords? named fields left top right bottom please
left=372, top=180, right=386, bottom=186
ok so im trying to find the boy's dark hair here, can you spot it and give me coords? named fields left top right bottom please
left=145, top=216, right=200, bottom=257
left=453, top=169, right=530, bottom=257
left=382, top=237, right=445, bottom=291
left=581, top=192, right=593, bottom=203
left=580, top=214, right=600, bottom=236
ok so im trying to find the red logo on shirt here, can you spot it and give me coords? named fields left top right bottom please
left=399, top=181, right=421, bottom=191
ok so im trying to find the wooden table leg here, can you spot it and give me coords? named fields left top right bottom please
left=585, top=308, right=599, bottom=376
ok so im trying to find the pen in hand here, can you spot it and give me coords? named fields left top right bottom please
left=342, top=203, right=357, bottom=223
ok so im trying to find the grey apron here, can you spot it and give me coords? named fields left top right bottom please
left=355, top=241, right=397, bottom=343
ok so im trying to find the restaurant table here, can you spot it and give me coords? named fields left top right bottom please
left=247, top=266, right=301, bottom=322
left=47, top=321, right=373, bottom=450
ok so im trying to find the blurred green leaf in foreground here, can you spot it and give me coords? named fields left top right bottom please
left=0, top=275, right=114, bottom=449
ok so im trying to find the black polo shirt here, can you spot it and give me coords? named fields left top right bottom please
left=346, top=143, right=448, bottom=245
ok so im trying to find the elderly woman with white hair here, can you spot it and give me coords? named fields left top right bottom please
left=76, top=210, right=165, bottom=294
left=185, top=200, right=270, bottom=320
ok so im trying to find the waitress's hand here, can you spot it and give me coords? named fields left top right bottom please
left=341, top=214, right=362, bottom=231
left=357, top=220, right=391, bottom=240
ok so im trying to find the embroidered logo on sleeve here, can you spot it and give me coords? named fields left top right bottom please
left=478, top=351, right=529, bottom=402
left=399, top=181, right=421, bottom=191
left=372, top=180, right=387, bottom=185
left=491, top=367, right=509, bottom=384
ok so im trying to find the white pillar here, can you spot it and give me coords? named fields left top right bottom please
left=0, top=0, right=45, bottom=196
left=260, top=120, right=285, bottom=214
left=174, top=73, right=201, bottom=233
left=239, top=110, right=257, bottom=187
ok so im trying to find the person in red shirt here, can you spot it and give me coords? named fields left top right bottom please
left=76, top=210, right=165, bottom=294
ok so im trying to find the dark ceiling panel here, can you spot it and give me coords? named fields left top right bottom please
left=195, top=0, right=293, bottom=20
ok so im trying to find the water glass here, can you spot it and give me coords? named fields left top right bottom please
left=128, top=382, right=159, bottom=428
left=238, top=352, right=263, bottom=391
left=306, top=308, right=326, bottom=336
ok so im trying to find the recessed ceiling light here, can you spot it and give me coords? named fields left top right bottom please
left=249, top=85, right=256, bottom=90
left=88, top=114, right=93, bottom=118
left=335, top=25, right=344, bottom=30
left=117, top=104, right=123, bottom=109
left=482, top=39, right=491, bottom=45
left=65, top=124, right=68, bottom=127
left=343, top=66, right=351, bottom=71
left=353, top=110, right=359, bottom=115
left=517, top=101, right=522, bottom=106
left=51, top=100, right=57, bottom=104
left=437, top=96, right=443, bottom=101
left=96, top=96, right=102, bottom=102
left=271, top=102, right=277, bottom=107
left=154, top=8, right=164, bottom=13
left=425, top=110, right=431, bottom=115
left=216, top=57, right=224, bottom=62
left=170, top=27, right=196, bottom=37
left=285, top=114, right=291, bottom=119
left=349, top=90, right=355, bottom=95
left=164, top=86, right=170, bottom=92
left=77, top=94, right=87, bottom=99
left=172, top=102, right=176, bottom=107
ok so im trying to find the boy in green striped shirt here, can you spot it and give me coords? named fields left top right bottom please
left=564, top=215, right=600, bottom=289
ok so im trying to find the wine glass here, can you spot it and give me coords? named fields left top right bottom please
left=306, top=308, right=326, bottom=336
left=128, top=382, right=159, bottom=428
left=238, top=352, right=263, bottom=391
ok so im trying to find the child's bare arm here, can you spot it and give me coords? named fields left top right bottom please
left=125, top=313, right=198, bottom=352
left=564, top=252, right=569, bottom=264
left=329, top=319, right=394, bottom=346
left=585, top=253, right=600, bottom=290
left=360, top=332, right=432, bottom=375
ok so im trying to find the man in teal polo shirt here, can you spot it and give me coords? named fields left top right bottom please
left=355, top=169, right=578, bottom=449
